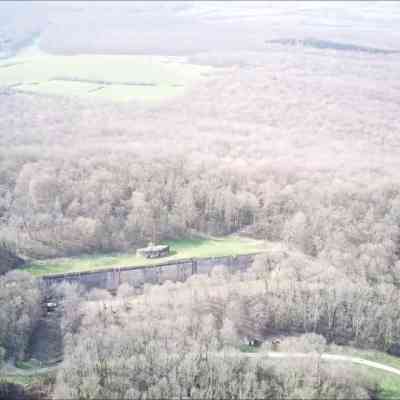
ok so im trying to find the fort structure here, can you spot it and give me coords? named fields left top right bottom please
left=40, top=253, right=262, bottom=292
left=136, top=244, right=170, bottom=258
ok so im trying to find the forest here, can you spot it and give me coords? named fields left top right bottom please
left=1, top=47, right=400, bottom=285
left=1, top=1, right=400, bottom=399
left=2, top=254, right=399, bottom=399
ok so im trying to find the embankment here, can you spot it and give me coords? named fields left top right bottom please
left=40, top=253, right=260, bottom=291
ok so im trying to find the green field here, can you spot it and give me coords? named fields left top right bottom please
left=0, top=50, right=214, bottom=103
left=327, top=346, right=400, bottom=399
left=373, top=373, right=400, bottom=400
left=25, top=236, right=268, bottom=277
left=349, top=349, right=400, bottom=399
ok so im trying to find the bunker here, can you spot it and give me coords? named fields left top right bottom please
left=137, top=244, right=170, bottom=259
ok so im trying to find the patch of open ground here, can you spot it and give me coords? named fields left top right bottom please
left=25, top=236, right=270, bottom=277
left=325, top=346, right=400, bottom=399
left=0, top=51, right=215, bottom=103
left=368, top=371, right=400, bottom=400
left=237, top=346, right=400, bottom=400
left=0, top=361, right=57, bottom=388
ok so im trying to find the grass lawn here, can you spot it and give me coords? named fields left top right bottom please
left=25, top=236, right=268, bottom=277
left=328, top=346, right=400, bottom=371
left=326, top=346, right=400, bottom=400
left=373, top=373, right=400, bottom=400
left=242, top=344, right=400, bottom=400
left=0, top=362, right=56, bottom=389
left=0, top=374, right=36, bottom=387
left=0, top=51, right=215, bottom=103
left=345, top=348, right=400, bottom=400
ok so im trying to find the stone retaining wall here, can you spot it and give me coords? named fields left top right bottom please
left=41, top=253, right=260, bottom=291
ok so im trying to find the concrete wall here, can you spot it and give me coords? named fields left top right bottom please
left=41, top=253, right=259, bottom=291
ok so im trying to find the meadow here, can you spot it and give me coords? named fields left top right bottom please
left=25, top=236, right=269, bottom=277
left=325, top=346, right=400, bottom=400
left=0, top=50, right=215, bottom=103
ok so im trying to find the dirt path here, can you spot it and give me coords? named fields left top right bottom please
left=244, top=352, right=400, bottom=377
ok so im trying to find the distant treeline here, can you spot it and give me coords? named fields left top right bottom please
left=265, top=38, right=400, bottom=54
left=51, top=77, right=157, bottom=87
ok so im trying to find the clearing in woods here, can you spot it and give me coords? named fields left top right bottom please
left=330, top=347, right=400, bottom=400
left=0, top=39, right=215, bottom=103
left=25, top=236, right=269, bottom=277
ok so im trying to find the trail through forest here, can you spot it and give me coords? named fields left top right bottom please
left=249, top=352, right=400, bottom=377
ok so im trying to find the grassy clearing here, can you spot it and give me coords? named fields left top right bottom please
left=349, top=366, right=400, bottom=400
left=343, top=348, right=400, bottom=399
left=0, top=374, right=35, bottom=387
left=0, top=52, right=214, bottom=103
left=372, top=372, right=400, bottom=400
left=0, top=362, right=56, bottom=389
left=25, top=236, right=268, bottom=277
left=15, top=360, right=42, bottom=370
left=239, top=344, right=260, bottom=353
left=328, top=346, right=400, bottom=370
left=326, top=346, right=400, bottom=399
left=240, top=345, right=400, bottom=399
left=316, top=361, right=400, bottom=400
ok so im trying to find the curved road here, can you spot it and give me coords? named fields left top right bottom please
left=245, top=352, right=400, bottom=377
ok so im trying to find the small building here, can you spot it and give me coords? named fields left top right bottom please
left=137, top=244, right=170, bottom=259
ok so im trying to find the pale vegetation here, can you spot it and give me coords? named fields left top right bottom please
left=1, top=2, right=400, bottom=399
left=53, top=259, right=400, bottom=399
left=1, top=47, right=400, bottom=289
